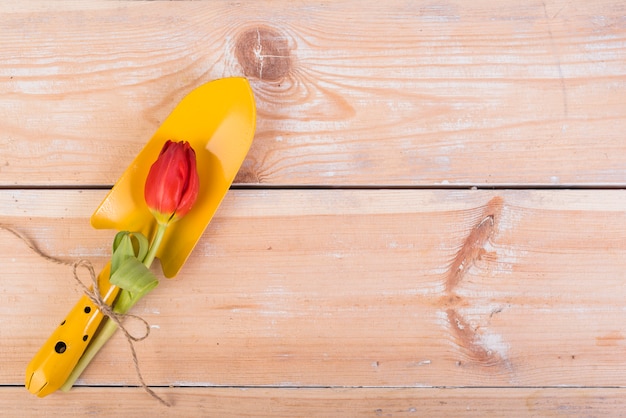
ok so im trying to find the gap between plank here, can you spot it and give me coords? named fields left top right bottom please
left=2, top=384, right=625, bottom=389
left=1, top=184, right=625, bottom=191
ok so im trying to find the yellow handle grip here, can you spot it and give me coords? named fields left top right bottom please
left=25, top=264, right=119, bottom=397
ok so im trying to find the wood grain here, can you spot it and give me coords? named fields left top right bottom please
left=3, top=189, right=626, bottom=389
left=2, top=1, right=626, bottom=415
left=2, top=387, right=625, bottom=417
left=0, top=1, right=624, bottom=186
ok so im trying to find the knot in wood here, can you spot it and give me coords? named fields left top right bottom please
left=235, top=26, right=292, bottom=81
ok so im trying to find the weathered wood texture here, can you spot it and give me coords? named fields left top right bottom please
left=2, top=189, right=626, bottom=390
left=0, top=1, right=625, bottom=186
left=2, top=1, right=626, bottom=416
left=2, top=387, right=625, bottom=418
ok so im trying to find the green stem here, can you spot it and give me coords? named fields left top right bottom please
left=60, top=222, right=169, bottom=392
left=142, top=223, right=167, bottom=267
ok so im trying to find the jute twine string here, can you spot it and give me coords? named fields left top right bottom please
left=3, top=225, right=170, bottom=407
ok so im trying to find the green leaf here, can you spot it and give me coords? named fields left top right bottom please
left=110, top=256, right=159, bottom=296
left=111, top=231, right=151, bottom=274
left=111, top=232, right=134, bottom=275
left=132, top=232, right=150, bottom=262
left=112, top=231, right=129, bottom=253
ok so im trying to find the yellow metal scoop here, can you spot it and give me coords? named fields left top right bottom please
left=92, top=76, right=256, bottom=277
left=26, top=77, right=256, bottom=397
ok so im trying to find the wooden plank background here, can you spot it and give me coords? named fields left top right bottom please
left=1, top=0, right=625, bottom=187
left=1, top=1, right=625, bottom=416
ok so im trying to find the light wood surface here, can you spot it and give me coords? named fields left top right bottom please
left=2, top=1, right=626, bottom=416
left=3, top=189, right=626, bottom=415
left=0, top=0, right=625, bottom=186
left=3, top=387, right=626, bottom=418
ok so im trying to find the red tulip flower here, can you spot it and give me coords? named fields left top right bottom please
left=144, top=140, right=200, bottom=225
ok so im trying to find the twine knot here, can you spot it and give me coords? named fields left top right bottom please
left=72, top=259, right=170, bottom=407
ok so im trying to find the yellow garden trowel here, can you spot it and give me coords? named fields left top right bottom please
left=25, top=77, right=256, bottom=397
